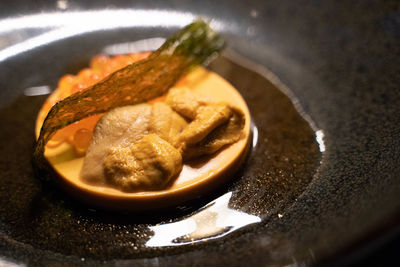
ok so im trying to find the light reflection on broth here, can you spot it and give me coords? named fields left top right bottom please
left=147, top=192, right=261, bottom=246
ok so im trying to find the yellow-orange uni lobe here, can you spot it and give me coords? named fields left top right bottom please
left=36, top=52, right=151, bottom=154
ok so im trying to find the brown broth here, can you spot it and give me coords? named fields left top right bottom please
left=0, top=54, right=321, bottom=260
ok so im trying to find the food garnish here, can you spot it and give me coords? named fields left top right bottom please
left=80, top=87, right=245, bottom=192
left=34, top=20, right=225, bottom=169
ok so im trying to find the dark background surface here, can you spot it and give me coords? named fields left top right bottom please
left=0, top=1, right=399, bottom=266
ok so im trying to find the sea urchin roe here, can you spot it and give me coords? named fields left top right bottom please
left=104, top=134, right=183, bottom=192
left=164, top=87, right=213, bottom=120
left=176, top=104, right=232, bottom=146
left=165, top=87, right=202, bottom=120
left=180, top=106, right=245, bottom=160
left=149, top=102, right=188, bottom=145
left=81, top=87, right=245, bottom=192
left=165, top=87, right=245, bottom=160
left=81, top=104, right=152, bottom=185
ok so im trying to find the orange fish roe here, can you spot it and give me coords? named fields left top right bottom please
left=38, top=52, right=151, bottom=155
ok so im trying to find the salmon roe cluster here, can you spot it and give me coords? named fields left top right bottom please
left=38, top=52, right=151, bottom=156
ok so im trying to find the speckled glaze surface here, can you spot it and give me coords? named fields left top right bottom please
left=0, top=1, right=399, bottom=266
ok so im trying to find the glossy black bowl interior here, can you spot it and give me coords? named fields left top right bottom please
left=0, top=1, right=400, bottom=266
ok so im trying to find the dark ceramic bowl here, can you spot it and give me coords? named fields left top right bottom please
left=0, top=1, right=400, bottom=266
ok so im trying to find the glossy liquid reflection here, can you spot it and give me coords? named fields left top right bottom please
left=0, top=9, right=231, bottom=62
left=147, top=192, right=261, bottom=247
left=315, top=130, right=325, bottom=152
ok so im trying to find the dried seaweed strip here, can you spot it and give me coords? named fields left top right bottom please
left=34, top=20, right=225, bottom=168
